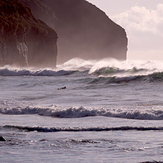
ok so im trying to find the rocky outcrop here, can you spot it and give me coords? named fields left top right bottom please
left=0, top=0, right=57, bottom=67
left=20, top=0, right=128, bottom=64
left=0, top=136, right=5, bottom=141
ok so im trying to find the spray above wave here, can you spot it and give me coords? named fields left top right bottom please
left=89, top=59, right=163, bottom=75
left=0, top=106, right=163, bottom=120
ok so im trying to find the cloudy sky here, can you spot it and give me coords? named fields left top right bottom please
left=87, top=0, right=163, bottom=60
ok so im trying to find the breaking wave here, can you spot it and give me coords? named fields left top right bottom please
left=1, top=59, right=163, bottom=87
left=88, top=72, right=163, bottom=84
left=2, top=125, right=163, bottom=132
left=1, top=67, right=163, bottom=84
left=1, top=59, right=163, bottom=83
left=0, top=106, right=163, bottom=120
left=88, top=59, right=163, bottom=83
left=0, top=67, right=76, bottom=76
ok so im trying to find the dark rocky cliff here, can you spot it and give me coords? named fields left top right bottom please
left=21, top=0, right=128, bottom=64
left=0, top=0, right=57, bottom=67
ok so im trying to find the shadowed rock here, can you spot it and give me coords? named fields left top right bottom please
left=20, top=0, right=128, bottom=64
left=0, top=0, right=58, bottom=67
left=0, top=136, right=6, bottom=141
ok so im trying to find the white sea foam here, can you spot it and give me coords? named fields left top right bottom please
left=0, top=105, right=163, bottom=120
left=89, top=59, right=163, bottom=74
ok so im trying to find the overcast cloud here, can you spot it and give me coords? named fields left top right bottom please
left=110, top=4, right=163, bottom=60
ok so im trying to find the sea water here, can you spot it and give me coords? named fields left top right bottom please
left=0, top=58, right=163, bottom=163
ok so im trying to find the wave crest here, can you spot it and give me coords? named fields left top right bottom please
left=89, top=72, right=163, bottom=83
left=1, top=106, right=163, bottom=120
left=1, top=60, right=163, bottom=83
left=0, top=67, right=75, bottom=76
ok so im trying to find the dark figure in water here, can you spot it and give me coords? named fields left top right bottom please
left=57, top=86, right=66, bottom=90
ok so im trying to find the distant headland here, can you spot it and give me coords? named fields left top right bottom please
left=0, top=0, right=128, bottom=67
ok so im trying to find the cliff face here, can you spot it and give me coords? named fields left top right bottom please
left=21, top=0, right=128, bottom=64
left=0, top=0, right=57, bottom=67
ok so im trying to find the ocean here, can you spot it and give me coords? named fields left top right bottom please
left=0, top=58, right=163, bottom=163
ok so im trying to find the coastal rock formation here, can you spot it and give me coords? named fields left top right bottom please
left=0, top=0, right=57, bottom=67
left=21, top=0, right=128, bottom=63
left=0, top=136, right=6, bottom=141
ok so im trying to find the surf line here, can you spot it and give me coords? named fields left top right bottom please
left=3, top=125, right=163, bottom=132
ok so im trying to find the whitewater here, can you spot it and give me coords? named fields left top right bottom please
left=0, top=58, right=163, bottom=163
